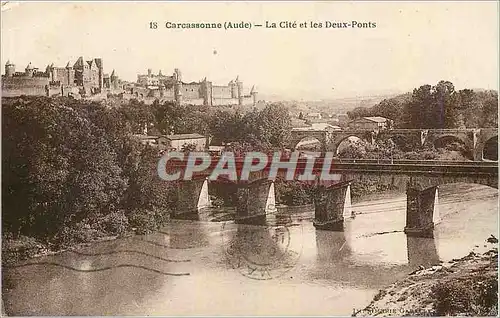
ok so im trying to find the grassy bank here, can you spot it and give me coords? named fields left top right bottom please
left=356, top=236, right=498, bottom=317
left=2, top=213, right=169, bottom=265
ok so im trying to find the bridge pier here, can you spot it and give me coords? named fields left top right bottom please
left=235, top=180, right=275, bottom=225
left=404, top=185, right=439, bottom=238
left=171, top=178, right=210, bottom=220
left=313, top=181, right=352, bottom=231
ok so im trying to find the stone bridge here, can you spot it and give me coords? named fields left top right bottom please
left=289, top=128, right=498, bottom=161
left=164, top=157, right=498, bottom=237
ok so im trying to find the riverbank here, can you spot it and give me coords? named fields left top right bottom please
left=1, top=233, right=127, bottom=266
left=355, top=236, right=498, bottom=317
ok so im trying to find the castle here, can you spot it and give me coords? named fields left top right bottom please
left=2, top=58, right=258, bottom=106
left=129, top=68, right=258, bottom=106
left=2, top=57, right=122, bottom=98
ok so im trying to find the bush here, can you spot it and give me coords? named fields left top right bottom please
left=2, top=235, right=47, bottom=263
left=431, top=276, right=498, bottom=316
left=101, top=210, right=129, bottom=235
left=128, top=208, right=169, bottom=235
left=276, top=180, right=314, bottom=206
left=210, top=195, right=225, bottom=208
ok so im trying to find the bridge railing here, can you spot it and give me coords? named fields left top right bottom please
left=335, top=158, right=498, bottom=166
left=160, top=151, right=497, bottom=166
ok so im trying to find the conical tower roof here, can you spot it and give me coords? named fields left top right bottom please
left=73, top=56, right=84, bottom=68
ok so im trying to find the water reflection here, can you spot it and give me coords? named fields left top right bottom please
left=315, top=229, right=351, bottom=262
left=3, top=240, right=188, bottom=315
left=166, top=220, right=211, bottom=249
left=223, top=223, right=302, bottom=280
left=406, top=234, right=440, bottom=267
left=312, top=228, right=411, bottom=288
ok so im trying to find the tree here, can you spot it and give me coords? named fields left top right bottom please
left=120, top=99, right=154, bottom=134
left=478, top=90, right=498, bottom=128
left=242, top=103, right=292, bottom=150
left=434, top=81, right=456, bottom=128
left=2, top=97, right=127, bottom=240
left=209, top=109, right=244, bottom=145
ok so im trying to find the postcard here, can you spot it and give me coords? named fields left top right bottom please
left=1, top=1, right=498, bottom=316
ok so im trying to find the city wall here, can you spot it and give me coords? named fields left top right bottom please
left=2, top=77, right=50, bottom=97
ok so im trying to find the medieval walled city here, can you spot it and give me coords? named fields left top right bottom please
left=1, top=58, right=258, bottom=106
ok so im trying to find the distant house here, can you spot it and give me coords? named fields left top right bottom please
left=305, top=112, right=322, bottom=120
left=133, top=133, right=207, bottom=151
left=347, top=116, right=392, bottom=130
left=208, top=145, right=225, bottom=156
left=132, top=134, right=170, bottom=149
left=165, top=133, right=207, bottom=151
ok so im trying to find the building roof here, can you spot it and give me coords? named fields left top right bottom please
left=209, top=145, right=225, bottom=151
left=362, top=116, right=389, bottom=123
left=94, top=58, right=102, bottom=69
left=132, top=134, right=159, bottom=140
left=165, top=133, right=206, bottom=140
left=73, top=57, right=84, bottom=68
left=307, top=112, right=321, bottom=117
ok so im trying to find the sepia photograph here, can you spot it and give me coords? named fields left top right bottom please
left=1, top=1, right=498, bottom=316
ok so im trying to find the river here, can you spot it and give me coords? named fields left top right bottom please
left=2, top=183, right=498, bottom=316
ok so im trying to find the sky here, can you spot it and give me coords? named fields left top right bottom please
left=1, top=1, right=498, bottom=100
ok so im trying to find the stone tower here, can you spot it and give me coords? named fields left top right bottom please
left=250, top=85, right=258, bottom=106
left=25, top=62, right=35, bottom=77
left=5, top=60, right=15, bottom=77
left=65, top=62, right=74, bottom=86
left=174, top=69, right=183, bottom=104
left=94, top=58, right=103, bottom=92
left=110, top=69, right=118, bottom=90
left=201, top=77, right=212, bottom=106
left=236, top=76, right=243, bottom=106
left=174, top=68, right=182, bottom=82
left=229, top=80, right=237, bottom=98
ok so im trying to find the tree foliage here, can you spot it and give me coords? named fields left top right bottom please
left=347, top=81, right=497, bottom=129
left=2, top=97, right=173, bottom=246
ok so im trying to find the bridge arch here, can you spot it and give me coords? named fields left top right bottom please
left=289, top=130, right=328, bottom=151
left=432, top=134, right=469, bottom=149
left=330, top=131, right=374, bottom=154
left=482, top=136, right=498, bottom=161
left=294, top=136, right=323, bottom=151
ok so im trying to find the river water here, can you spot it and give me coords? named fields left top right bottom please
left=2, top=183, right=498, bottom=316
